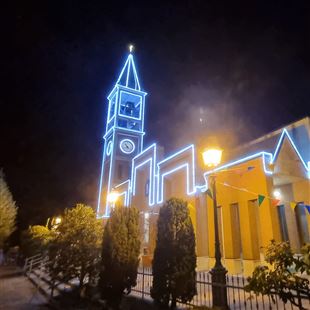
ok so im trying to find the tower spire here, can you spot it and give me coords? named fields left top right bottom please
left=116, top=49, right=141, bottom=91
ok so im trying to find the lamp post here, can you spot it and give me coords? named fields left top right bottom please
left=203, top=148, right=228, bottom=309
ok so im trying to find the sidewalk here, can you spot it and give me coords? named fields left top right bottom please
left=0, top=265, right=48, bottom=310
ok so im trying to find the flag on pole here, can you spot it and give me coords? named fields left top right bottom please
left=258, top=195, right=265, bottom=206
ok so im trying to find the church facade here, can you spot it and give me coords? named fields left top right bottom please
left=97, top=52, right=310, bottom=275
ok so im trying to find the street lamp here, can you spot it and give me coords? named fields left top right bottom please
left=107, top=190, right=119, bottom=210
left=203, top=148, right=228, bottom=309
left=46, top=216, right=62, bottom=229
left=54, top=217, right=62, bottom=225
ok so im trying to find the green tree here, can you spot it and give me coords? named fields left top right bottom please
left=245, top=240, right=310, bottom=309
left=99, top=205, right=140, bottom=308
left=0, top=170, right=17, bottom=248
left=49, top=204, right=103, bottom=293
left=151, top=198, right=197, bottom=309
left=20, top=225, right=55, bottom=257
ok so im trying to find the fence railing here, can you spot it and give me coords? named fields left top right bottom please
left=131, top=267, right=310, bottom=309
left=24, top=254, right=45, bottom=274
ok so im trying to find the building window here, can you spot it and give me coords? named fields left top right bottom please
left=108, top=94, right=116, bottom=121
left=119, top=92, right=142, bottom=119
left=247, top=199, right=261, bottom=259
left=277, top=205, right=289, bottom=241
left=144, top=212, right=150, bottom=244
left=145, top=180, right=149, bottom=197
left=295, top=203, right=310, bottom=246
left=230, top=203, right=242, bottom=258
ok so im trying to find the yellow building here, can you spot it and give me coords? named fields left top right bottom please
left=202, top=117, right=310, bottom=275
left=97, top=52, right=310, bottom=275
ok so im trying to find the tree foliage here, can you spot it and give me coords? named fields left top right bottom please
left=99, top=205, right=140, bottom=308
left=151, top=198, right=197, bottom=309
left=20, top=225, right=55, bottom=257
left=49, top=204, right=103, bottom=292
left=0, top=170, right=17, bottom=248
left=245, top=240, right=310, bottom=309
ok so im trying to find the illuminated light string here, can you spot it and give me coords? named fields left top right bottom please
left=126, top=56, right=131, bottom=88
left=131, top=143, right=196, bottom=206
left=216, top=181, right=309, bottom=207
left=204, top=128, right=310, bottom=182
left=106, top=90, right=119, bottom=125
left=104, top=131, right=116, bottom=217
left=196, top=184, right=208, bottom=192
left=98, top=53, right=148, bottom=217
left=204, top=151, right=273, bottom=182
left=157, top=144, right=196, bottom=204
left=271, top=128, right=310, bottom=173
left=115, top=180, right=131, bottom=206
left=157, top=163, right=196, bottom=204
left=116, top=54, right=141, bottom=91
left=106, top=141, right=113, bottom=156
left=104, top=122, right=146, bottom=139
left=132, top=158, right=155, bottom=206
left=131, top=143, right=157, bottom=206
left=96, top=145, right=107, bottom=217
left=98, top=54, right=309, bottom=219
left=105, top=54, right=147, bottom=137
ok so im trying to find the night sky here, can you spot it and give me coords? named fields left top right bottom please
left=1, top=1, right=310, bottom=233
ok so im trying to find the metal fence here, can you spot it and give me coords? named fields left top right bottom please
left=131, top=267, right=310, bottom=309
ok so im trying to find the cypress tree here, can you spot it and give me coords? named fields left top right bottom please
left=0, top=170, right=17, bottom=248
left=151, top=198, right=197, bottom=309
left=99, top=206, right=140, bottom=308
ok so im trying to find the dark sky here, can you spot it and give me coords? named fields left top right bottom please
left=1, top=1, right=310, bottom=230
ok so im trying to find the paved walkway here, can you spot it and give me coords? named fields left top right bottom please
left=0, top=265, right=48, bottom=310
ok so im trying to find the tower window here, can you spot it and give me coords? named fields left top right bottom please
left=119, top=91, right=142, bottom=119
left=108, top=94, right=117, bottom=121
left=117, top=119, right=140, bottom=131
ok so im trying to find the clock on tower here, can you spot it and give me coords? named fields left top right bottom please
left=97, top=51, right=147, bottom=217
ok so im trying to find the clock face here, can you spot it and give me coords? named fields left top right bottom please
left=106, top=141, right=113, bottom=156
left=120, top=139, right=135, bottom=154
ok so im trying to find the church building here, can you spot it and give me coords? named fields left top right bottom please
left=97, top=51, right=310, bottom=275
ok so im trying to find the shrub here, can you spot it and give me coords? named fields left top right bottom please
left=49, top=204, right=103, bottom=294
left=245, top=240, right=310, bottom=309
left=151, top=198, right=197, bottom=309
left=99, top=206, right=140, bottom=308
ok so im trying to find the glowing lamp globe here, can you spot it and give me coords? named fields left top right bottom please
left=273, top=190, right=281, bottom=199
left=54, top=217, right=62, bottom=225
left=203, top=148, right=223, bottom=167
left=107, top=191, right=119, bottom=203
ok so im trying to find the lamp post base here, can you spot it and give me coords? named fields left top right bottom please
left=210, top=265, right=229, bottom=309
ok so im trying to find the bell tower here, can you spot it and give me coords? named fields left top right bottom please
left=97, top=51, right=147, bottom=217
